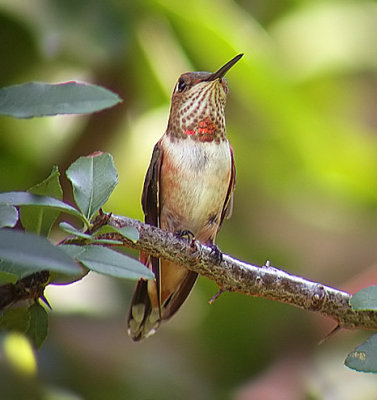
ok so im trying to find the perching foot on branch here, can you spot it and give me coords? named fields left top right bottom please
left=208, top=243, right=223, bottom=264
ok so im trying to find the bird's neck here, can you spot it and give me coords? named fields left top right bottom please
left=166, top=110, right=226, bottom=143
left=166, top=86, right=227, bottom=143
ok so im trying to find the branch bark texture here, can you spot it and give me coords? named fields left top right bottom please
left=105, top=214, right=377, bottom=331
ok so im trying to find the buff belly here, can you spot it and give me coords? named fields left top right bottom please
left=159, top=135, right=232, bottom=242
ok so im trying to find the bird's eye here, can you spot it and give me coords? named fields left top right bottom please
left=177, top=79, right=187, bottom=92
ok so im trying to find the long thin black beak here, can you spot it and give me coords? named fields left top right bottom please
left=205, top=53, right=243, bottom=82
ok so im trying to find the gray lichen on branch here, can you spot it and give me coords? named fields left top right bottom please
left=99, top=214, right=377, bottom=331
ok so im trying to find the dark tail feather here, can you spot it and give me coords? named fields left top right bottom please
left=162, top=271, right=198, bottom=320
left=127, top=280, right=160, bottom=341
left=127, top=271, right=198, bottom=341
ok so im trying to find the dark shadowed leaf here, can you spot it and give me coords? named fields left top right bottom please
left=61, top=244, right=154, bottom=280
left=0, top=307, right=30, bottom=332
left=20, top=166, right=63, bottom=236
left=0, top=81, right=122, bottom=118
left=0, top=204, right=18, bottom=228
left=345, top=333, right=377, bottom=373
left=66, top=153, right=118, bottom=220
left=59, top=221, right=122, bottom=245
left=26, top=303, right=48, bottom=348
left=0, top=192, right=89, bottom=227
left=0, top=229, right=82, bottom=278
left=0, top=270, right=18, bottom=285
left=350, top=286, right=377, bottom=311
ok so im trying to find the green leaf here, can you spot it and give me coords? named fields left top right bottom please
left=0, top=204, right=18, bottom=228
left=59, top=222, right=122, bottom=245
left=0, top=191, right=89, bottom=228
left=20, top=166, right=63, bottom=236
left=350, top=286, right=377, bottom=311
left=59, top=221, right=93, bottom=239
left=0, top=308, right=30, bottom=332
left=66, top=153, right=118, bottom=221
left=61, top=244, right=154, bottom=280
left=0, top=81, right=122, bottom=118
left=345, top=334, right=377, bottom=373
left=26, top=303, right=48, bottom=348
left=0, top=229, right=82, bottom=279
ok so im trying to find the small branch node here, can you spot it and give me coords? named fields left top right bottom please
left=318, top=324, right=342, bottom=345
left=209, top=289, right=225, bottom=304
left=309, top=284, right=327, bottom=311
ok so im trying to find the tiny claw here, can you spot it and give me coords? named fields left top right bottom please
left=209, top=243, right=223, bottom=264
left=209, top=289, right=224, bottom=304
left=175, top=229, right=195, bottom=241
left=175, top=229, right=202, bottom=262
left=175, top=229, right=197, bottom=248
left=189, top=240, right=202, bottom=263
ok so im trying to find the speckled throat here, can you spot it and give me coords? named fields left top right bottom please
left=166, top=79, right=227, bottom=143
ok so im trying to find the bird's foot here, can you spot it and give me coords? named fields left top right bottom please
left=175, top=229, right=196, bottom=246
left=208, top=243, right=223, bottom=264
left=175, top=229, right=195, bottom=240
left=175, top=229, right=201, bottom=259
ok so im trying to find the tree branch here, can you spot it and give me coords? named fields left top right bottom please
left=101, top=214, right=377, bottom=331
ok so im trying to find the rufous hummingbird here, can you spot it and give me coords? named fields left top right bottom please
left=128, top=54, right=243, bottom=341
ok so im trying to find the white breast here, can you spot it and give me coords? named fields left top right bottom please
left=160, top=135, right=232, bottom=237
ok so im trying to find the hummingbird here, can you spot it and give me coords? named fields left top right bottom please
left=128, top=54, right=243, bottom=341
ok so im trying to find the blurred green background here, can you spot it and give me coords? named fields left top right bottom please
left=0, top=0, right=376, bottom=399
